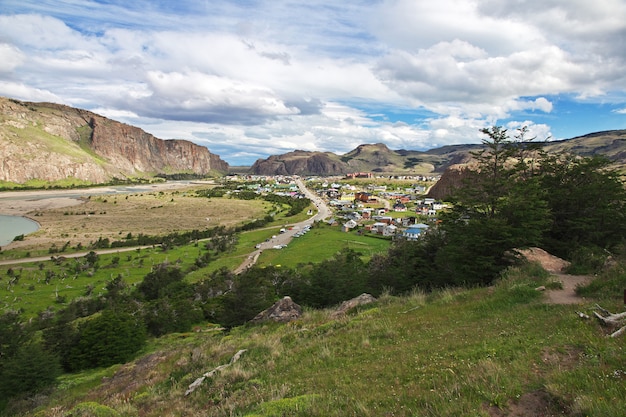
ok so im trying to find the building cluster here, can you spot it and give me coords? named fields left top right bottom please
left=224, top=173, right=445, bottom=240
left=313, top=179, right=446, bottom=240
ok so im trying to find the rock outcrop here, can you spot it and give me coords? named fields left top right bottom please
left=331, top=293, right=377, bottom=318
left=516, top=247, right=571, bottom=273
left=426, top=163, right=475, bottom=200
left=89, top=116, right=228, bottom=175
left=251, top=296, right=302, bottom=323
left=0, top=97, right=228, bottom=183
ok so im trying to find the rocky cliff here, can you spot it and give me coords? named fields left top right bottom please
left=0, top=97, right=228, bottom=183
left=250, top=150, right=348, bottom=176
left=426, top=164, right=474, bottom=200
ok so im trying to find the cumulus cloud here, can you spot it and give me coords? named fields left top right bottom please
left=0, top=1, right=624, bottom=164
left=0, top=43, right=24, bottom=73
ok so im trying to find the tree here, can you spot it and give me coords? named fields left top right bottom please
left=143, top=298, right=202, bottom=337
left=367, top=228, right=446, bottom=293
left=435, top=126, right=552, bottom=285
left=42, top=320, right=79, bottom=372
left=135, top=264, right=184, bottom=301
left=217, top=267, right=279, bottom=328
left=296, top=248, right=368, bottom=308
left=539, top=154, right=626, bottom=258
left=69, top=310, right=146, bottom=370
left=0, top=311, right=30, bottom=362
left=0, top=342, right=62, bottom=397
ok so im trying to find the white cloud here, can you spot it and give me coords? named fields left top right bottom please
left=0, top=81, right=62, bottom=102
left=0, top=1, right=623, bottom=164
left=0, top=43, right=24, bottom=73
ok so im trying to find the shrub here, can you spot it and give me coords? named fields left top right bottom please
left=68, top=311, right=146, bottom=370
left=0, top=342, right=62, bottom=397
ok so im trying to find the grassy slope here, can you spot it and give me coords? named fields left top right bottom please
left=8, top=261, right=625, bottom=417
left=256, top=224, right=390, bottom=268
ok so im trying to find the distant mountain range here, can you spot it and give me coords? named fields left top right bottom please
left=250, top=131, right=626, bottom=176
left=1, top=96, right=625, bottom=183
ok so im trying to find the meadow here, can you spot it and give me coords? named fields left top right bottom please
left=6, top=259, right=625, bottom=417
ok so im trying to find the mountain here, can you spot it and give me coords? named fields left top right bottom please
left=249, top=143, right=469, bottom=176
left=426, top=130, right=626, bottom=200
left=250, top=150, right=348, bottom=176
left=249, top=132, right=626, bottom=177
left=0, top=97, right=228, bottom=184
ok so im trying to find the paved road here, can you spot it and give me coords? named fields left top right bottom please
left=234, top=178, right=331, bottom=273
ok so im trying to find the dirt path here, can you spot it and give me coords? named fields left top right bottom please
left=517, top=247, right=591, bottom=305
left=545, top=273, right=591, bottom=305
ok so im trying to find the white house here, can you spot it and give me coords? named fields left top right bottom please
left=371, top=222, right=387, bottom=234
left=402, top=223, right=429, bottom=240
left=343, top=219, right=358, bottom=231
left=383, top=224, right=398, bottom=237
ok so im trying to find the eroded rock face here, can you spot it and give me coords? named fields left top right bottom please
left=426, top=163, right=475, bottom=200
left=89, top=116, right=228, bottom=175
left=251, top=296, right=302, bottom=323
left=0, top=97, right=228, bottom=183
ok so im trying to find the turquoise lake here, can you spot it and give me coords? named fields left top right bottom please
left=0, top=215, right=40, bottom=246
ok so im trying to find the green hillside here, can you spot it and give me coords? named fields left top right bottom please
left=4, top=259, right=625, bottom=416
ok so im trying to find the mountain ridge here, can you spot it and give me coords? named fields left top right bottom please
left=0, top=97, right=229, bottom=184
left=250, top=131, right=626, bottom=176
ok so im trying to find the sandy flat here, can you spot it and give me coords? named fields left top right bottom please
left=0, top=182, right=194, bottom=216
left=0, top=196, right=86, bottom=216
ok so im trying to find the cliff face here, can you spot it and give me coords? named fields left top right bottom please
left=0, top=97, right=228, bottom=183
left=89, top=117, right=228, bottom=174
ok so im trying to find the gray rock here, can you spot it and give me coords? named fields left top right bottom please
left=251, top=296, right=302, bottom=323
left=331, top=293, right=377, bottom=318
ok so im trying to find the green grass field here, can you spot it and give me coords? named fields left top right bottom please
left=256, top=223, right=391, bottom=268
left=0, top=220, right=391, bottom=317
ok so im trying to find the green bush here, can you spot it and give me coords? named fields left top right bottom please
left=66, top=402, right=120, bottom=417
left=68, top=311, right=146, bottom=370
left=0, top=342, right=62, bottom=397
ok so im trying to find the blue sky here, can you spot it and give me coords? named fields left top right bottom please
left=1, top=0, right=625, bottom=165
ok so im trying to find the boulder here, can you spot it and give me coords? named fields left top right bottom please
left=516, top=247, right=570, bottom=273
left=331, top=293, right=377, bottom=318
left=251, top=296, right=302, bottom=323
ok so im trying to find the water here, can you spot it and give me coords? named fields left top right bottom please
left=0, top=181, right=193, bottom=246
left=0, top=215, right=40, bottom=246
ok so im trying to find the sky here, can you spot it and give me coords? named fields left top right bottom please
left=1, top=0, right=625, bottom=165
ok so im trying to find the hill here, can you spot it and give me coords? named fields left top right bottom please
left=3, top=259, right=625, bottom=416
left=3, top=96, right=625, bottom=180
left=0, top=97, right=229, bottom=184
left=248, top=132, right=626, bottom=176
